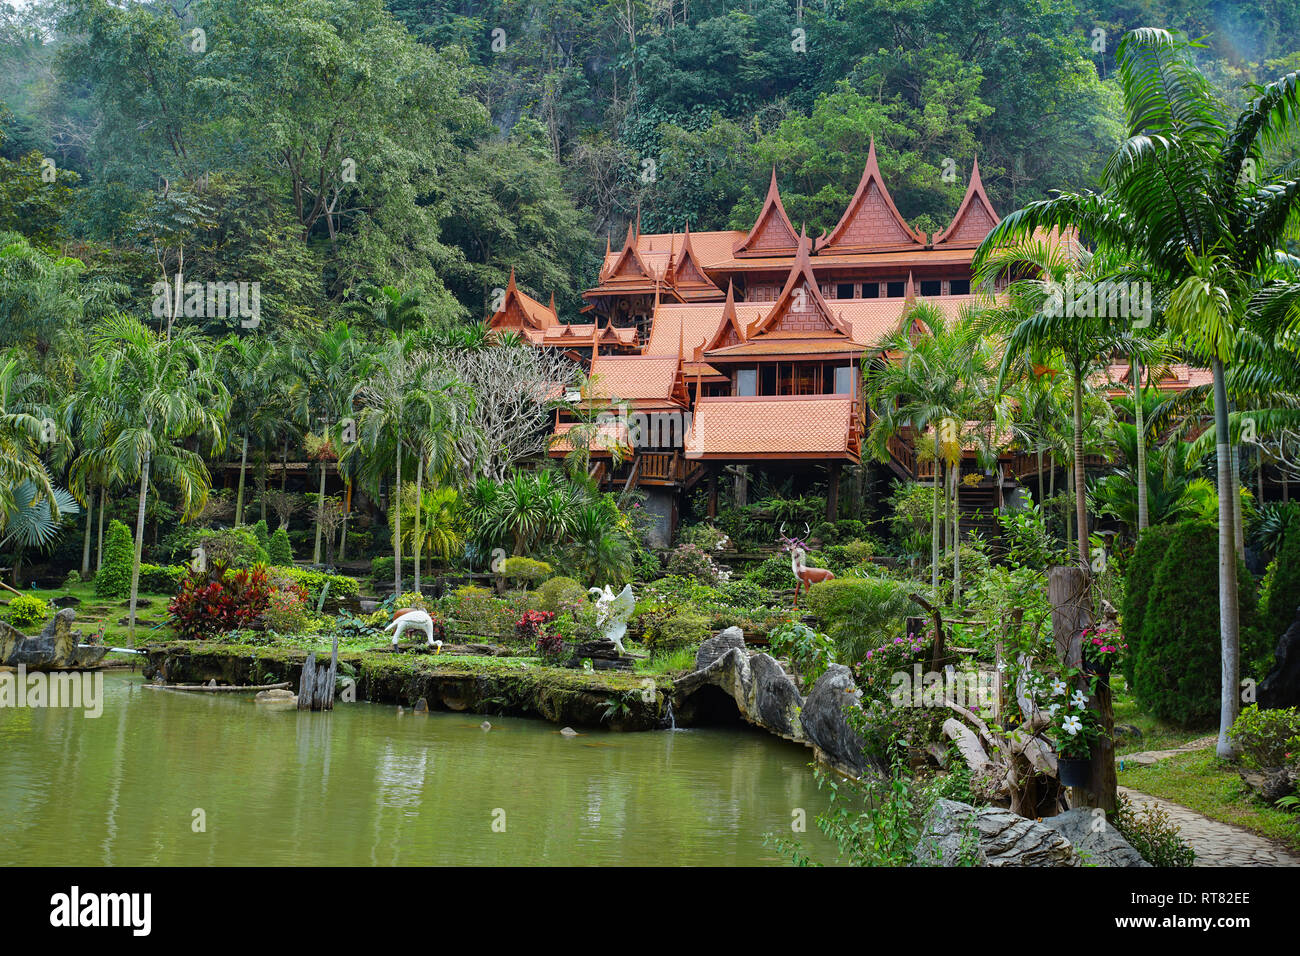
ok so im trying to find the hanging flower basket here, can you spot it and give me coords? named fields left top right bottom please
left=1058, top=756, right=1092, bottom=789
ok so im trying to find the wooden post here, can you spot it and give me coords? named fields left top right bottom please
left=707, top=467, right=718, bottom=520
left=826, top=461, right=840, bottom=521
left=1048, top=566, right=1116, bottom=814
left=296, top=632, right=339, bottom=711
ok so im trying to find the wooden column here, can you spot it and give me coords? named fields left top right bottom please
left=1048, top=566, right=1117, bottom=814
left=707, top=466, right=718, bottom=519
left=826, top=461, right=840, bottom=521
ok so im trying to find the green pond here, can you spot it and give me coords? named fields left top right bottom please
left=0, top=672, right=839, bottom=866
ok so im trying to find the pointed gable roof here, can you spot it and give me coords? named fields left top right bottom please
left=816, top=139, right=926, bottom=254
left=490, top=267, right=558, bottom=339
left=697, top=281, right=749, bottom=356
left=607, top=222, right=653, bottom=279
left=932, top=156, right=1000, bottom=248
left=745, top=231, right=853, bottom=339
left=733, top=168, right=800, bottom=258
left=666, top=224, right=724, bottom=301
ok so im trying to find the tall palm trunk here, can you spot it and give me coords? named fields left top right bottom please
left=339, top=479, right=350, bottom=562
left=235, top=433, right=249, bottom=525
left=81, top=481, right=94, bottom=577
left=313, top=460, right=326, bottom=564
left=1036, top=448, right=1044, bottom=504
left=931, top=436, right=941, bottom=597
left=259, top=453, right=268, bottom=523
left=1133, top=356, right=1149, bottom=532
left=1072, top=368, right=1088, bottom=568
left=393, top=450, right=402, bottom=597
left=128, top=451, right=152, bottom=639
left=96, top=487, right=106, bottom=571
left=951, top=460, right=961, bottom=605
left=413, top=455, right=423, bottom=595
left=1212, top=360, right=1241, bottom=758
left=1231, top=444, right=1244, bottom=559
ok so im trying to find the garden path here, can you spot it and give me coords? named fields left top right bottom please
left=1115, top=735, right=1298, bottom=866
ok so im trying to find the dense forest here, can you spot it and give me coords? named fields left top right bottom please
left=2, top=0, right=1299, bottom=329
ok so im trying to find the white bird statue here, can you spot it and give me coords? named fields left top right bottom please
left=384, top=608, right=438, bottom=648
left=589, top=583, right=635, bottom=655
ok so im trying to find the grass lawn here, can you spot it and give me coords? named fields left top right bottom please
left=1110, top=676, right=1214, bottom=756
left=1118, top=748, right=1300, bottom=852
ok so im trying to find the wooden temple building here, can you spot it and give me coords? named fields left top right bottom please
left=489, top=141, right=1163, bottom=544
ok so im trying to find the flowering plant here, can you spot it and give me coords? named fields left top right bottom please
left=1038, top=671, right=1102, bottom=759
left=1080, top=624, right=1127, bottom=673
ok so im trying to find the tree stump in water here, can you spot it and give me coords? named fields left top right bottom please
left=297, top=633, right=339, bottom=711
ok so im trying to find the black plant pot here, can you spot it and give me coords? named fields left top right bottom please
left=1058, top=756, right=1092, bottom=789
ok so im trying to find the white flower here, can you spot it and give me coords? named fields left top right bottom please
left=1062, top=715, right=1083, bottom=736
left=1047, top=703, right=1061, bottom=717
left=1071, top=690, right=1088, bottom=709
left=1050, top=679, right=1067, bottom=697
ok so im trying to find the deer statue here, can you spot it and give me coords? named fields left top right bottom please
left=779, top=523, right=835, bottom=608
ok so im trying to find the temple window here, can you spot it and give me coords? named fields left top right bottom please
left=836, top=283, right=854, bottom=300
left=920, top=280, right=942, bottom=297
left=886, top=280, right=905, bottom=297
left=950, top=278, right=971, bottom=295
left=736, top=368, right=757, bottom=396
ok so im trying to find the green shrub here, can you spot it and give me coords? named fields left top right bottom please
left=1120, top=524, right=1179, bottom=687
left=768, top=620, right=836, bottom=684
left=1262, top=528, right=1300, bottom=644
left=536, top=575, right=588, bottom=613
left=1134, top=520, right=1267, bottom=726
left=1111, top=793, right=1196, bottom=867
left=1229, top=705, right=1300, bottom=769
left=664, top=543, right=721, bottom=585
left=173, top=527, right=269, bottom=569
left=678, top=523, right=729, bottom=550
left=500, top=556, right=552, bottom=588
left=717, top=578, right=771, bottom=609
left=450, top=585, right=512, bottom=639
left=95, top=519, right=135, bottom=598
left=250, top=519, right=271, bottom=556
left=275, top=567, right=360, bottom=603
left=745, top=553, right=795, bottom=590
left=62, top=569, right=81, bottom=589
left=137, top=563, right=186, bottom=594
left=268, top=527, right=294, bottom=566
left=2, top=593, right=51, bottom=628
left=649, top=610, right=710, bottom=650
left=805, top=576, right=918, bottom=666
left=369, top=556, right=415, bottom=587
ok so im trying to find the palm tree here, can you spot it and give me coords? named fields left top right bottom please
left=92, top=315, right=227, bottom=635
left=0, top=353, right=57, bottom=534
left=975, top=28, right=1300, bottom=756
left=64, top=353, right=124, bottom=576
left=342, top=285, right=430, bottom=334
left=865, top=305, right=997, bottom=601
left=288, top=322, right=363, bottom=565
left=219, top=333, right=279, bottom=526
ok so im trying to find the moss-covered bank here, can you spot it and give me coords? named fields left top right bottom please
left=141, top=641, right=670, bottom=730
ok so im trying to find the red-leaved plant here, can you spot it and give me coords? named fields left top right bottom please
left=168, top=562, right=272, bottom=639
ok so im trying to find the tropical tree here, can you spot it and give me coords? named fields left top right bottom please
left=91, top=315, right=227, bottom=635
left=975, top=28, right=1300, bottom=756
left=0, top=352, right=56, bottom=535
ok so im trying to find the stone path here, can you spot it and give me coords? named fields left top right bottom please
left=1118, top=787, right=1300, bottom=866
left=1115, top=736, right=1300, bottom=866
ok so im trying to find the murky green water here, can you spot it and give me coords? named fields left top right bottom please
left=0, top=673, right=837, bottom=866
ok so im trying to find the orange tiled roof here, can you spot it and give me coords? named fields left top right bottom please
left=1097, top=361, right=1213, bottom=394
left=817, top=139, right=927, bottom=254
left=933, top=157, right=1000, bottom=249
left=587, top=354, right=686, bottom=404
left=686, top=396, right=859, bottom=459
left=548, top=419, right=631, bottom=455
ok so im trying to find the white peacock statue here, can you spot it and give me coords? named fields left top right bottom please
left=588, top=583, right=636, bottom=655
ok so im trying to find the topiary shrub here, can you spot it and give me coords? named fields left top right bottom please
left=268, top=527, right=294, bottom=566
left=1262, top=528, right=1300, bottom=646
left=250, top=519, right=271, bottom=556
left=173, top=527, right=268, bottom=569
left=1120, top=523, right=1179, bottom=688
left=2, top=593, right=51, bottom=628
left=717, top=578, right=771, bottom=609
left=647, top=610, right=710, bottom=650
left=745, top=553, right=796, bottom=591
left=95, top=519, right=135, bottom=598
left=1134, top=520, right=1265, bottom=727
left=137, top=563, right=186, bottom=595
left=275, top=567, right=360, bottom=604
left=500, top=556, right=552, bottom=589
left=536, top=575, right=587, bottom=614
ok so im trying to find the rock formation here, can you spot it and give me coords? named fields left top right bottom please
left=0, top=608, right=106, bottom=669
